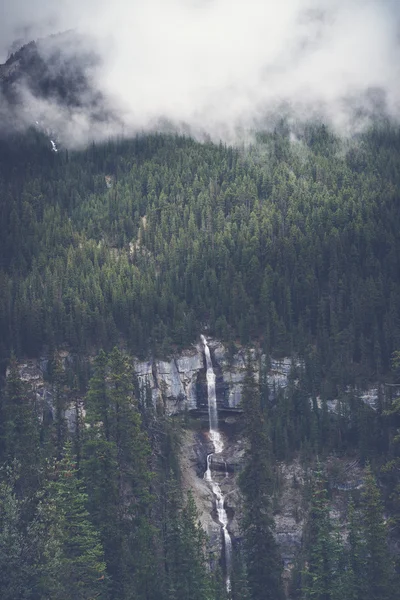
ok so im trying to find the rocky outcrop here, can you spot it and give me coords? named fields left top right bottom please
left=10, top=355, right=84, bottom=430
left=179, top=417, right=245, bottom=557
left=359, top=386, right=380, bottom=410
left=134, top=340, right=390, bottom=415
left=11, top=341, right=387, bottom=422
left=180, top=417, right=372, bottom=577
left=134, top=340, right=297, bottom=414
left=10, top=338, right=301, bottom=418
left=134, top=346, right=204, bottom=414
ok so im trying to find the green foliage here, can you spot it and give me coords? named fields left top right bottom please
left=300, top=467, right=344, bottom=600
left=165, top=490, right=213, bottom=600
left=239, top=359, right=285, bottom=600
left=0, top=356, right=41, bottom=497
left=82, top=347, right=158, bottom=598
left=1, top=126, right=400, bottom=381
left=0, top=468, right=40, bottom=600
left=38, top=442, right=108, bottom=599
left=298, top=466, right=398, bottom=600
left=360, top=467, right=395, bottom=600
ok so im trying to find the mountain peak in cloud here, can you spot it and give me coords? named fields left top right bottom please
left=0, top=31, right=122, bottom=143
left=0, top=1, right=400, bottom=146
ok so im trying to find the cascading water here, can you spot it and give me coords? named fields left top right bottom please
left=201, top=334, right=232, bottom=592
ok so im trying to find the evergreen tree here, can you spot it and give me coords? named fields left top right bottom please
left=230, top=541, right=250, bottom=600
left=39, top=442, right=108, bottom=600
left=360, top=466, right=395, bottom=600
left=0, top=356, right=41, bottom=497
left=164, top=487, right=212, bottom=600
left=83, top=348, right=159, bottom=599
left=300, top=467, right=343, bottom=600
left=345, top=498, right=367, bottom=600
left=0, top=467, right=41, bottom=600
left=239, top=359, right=284, bottom=600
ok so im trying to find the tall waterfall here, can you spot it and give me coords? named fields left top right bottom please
left=201, top=335, right=232, bottom=592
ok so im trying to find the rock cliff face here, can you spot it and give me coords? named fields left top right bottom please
left=16, top=339, right=382, bottom=421
left=134, top=350, right=204, bottom=413
left=179, top=419, right=368, bottom=575
left=179, top=420, right=246, bottom=557
left=134, top=340, right=295, bottom=414
left=11, top=340, right=297, bottom=425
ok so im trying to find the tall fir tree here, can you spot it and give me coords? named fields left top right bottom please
left=360, top=466, right=396, bottom=600
left=0, top=355, right=41, bottom=498
left=0, top=466, right=42, bottom=600
left=300, top=466, right=343, bottom=600
left=38, top=442, right=108, bottom=600
left=239, top=358, right=284, bottom=600
left=83, top=348, right=160, bottom=600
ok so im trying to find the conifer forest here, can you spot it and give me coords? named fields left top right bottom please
left=1, top=121, right=400, bottom=600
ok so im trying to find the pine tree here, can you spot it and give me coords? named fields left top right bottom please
left=230, top=541, right=250, bottom=600
left=82, top=350, right=124, bottom=594
left=165, top=488, right=212, bottom=600
left=0, top=467, right=41, bottom=600
left=361, top=466, right=395, bottom=600
left=0, top=355, right=41, bottom=497
left=239, top=359, right=284, bottom=600
left=300, top=466, right=343, bottom=600
left=344, top=498, right=367, bottom=600
left=39, top=442, right=108, bottom=600
left=83, top=348, right=159, bottom=600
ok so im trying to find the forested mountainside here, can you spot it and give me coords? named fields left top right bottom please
left=2, top=125, right=400, bottom=380
left=2, top=123, right=400, bottom=599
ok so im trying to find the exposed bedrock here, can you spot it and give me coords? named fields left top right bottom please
left=134, top=340, right=297, bottom=415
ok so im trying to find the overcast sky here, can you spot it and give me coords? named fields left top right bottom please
left=1, top=0, right=400, bottom=141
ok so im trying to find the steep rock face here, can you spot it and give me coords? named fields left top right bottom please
left=11, top=342, right=383, bottom=421
left=11, top=340, right=298, bottom=418
left=180, top=428, right=223, bottom=554
left=11, top=355, right=84, bottom=430
left=179, top=418, right=245, bottom=557
left=212, top=343, right=256, bottom=408
left=180, top=422, right=362, bottom=573
left=134, top=346, right=204, bottom=414
left=274, top=461, right=306, bottom=567
left=134, top=341, right=296, bottom=414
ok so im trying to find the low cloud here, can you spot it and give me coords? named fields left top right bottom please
left=1, top=0, right=400, bottom=144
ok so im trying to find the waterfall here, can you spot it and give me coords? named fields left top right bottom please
left=201, top=334, right=232, bottom=592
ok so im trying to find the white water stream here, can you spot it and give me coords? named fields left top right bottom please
left=201, top=334, right=232, bottom=592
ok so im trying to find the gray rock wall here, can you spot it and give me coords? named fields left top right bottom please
left=134, top=346, right=204, bottom=414
left=10, top=342, right=384, bottom=423
left=134, top=340, right=297, bottom=414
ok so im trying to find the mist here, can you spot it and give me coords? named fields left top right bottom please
left=1, top=0, right=400, bottom=144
